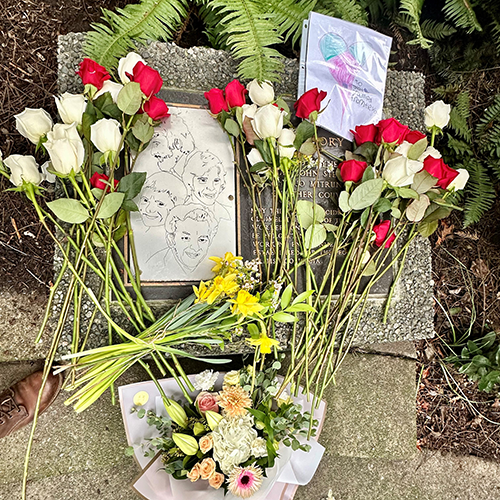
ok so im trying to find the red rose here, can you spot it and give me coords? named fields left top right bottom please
left=376, top=118, right=409, bottom=145
left=90, top=172, right=118, bottom=191
left=339, top=159, right=368, bottom=183
left=350, top=123, right=378, bottom=146
left=126, top=62, right=163, bottom=98
left=76, top=58, right=111, bottom=90
left=373, top=220, right=395, bottom=248
left=422, top=156, right=459, bottom=189
left=294, top=88, right=327, bottom=119
left=225, top=80, right=247, bottom=108
left=143, top=96, right=170, bottom=120
left=204, top=88, right=229, bottom=114
left=405, top=130, right=426, bottom=144
left=196, top=392, right=219, bottom=414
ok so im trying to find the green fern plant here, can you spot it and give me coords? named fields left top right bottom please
left=443, top=0, right=481, bottom=34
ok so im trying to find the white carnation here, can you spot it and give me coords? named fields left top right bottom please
left=193, top=369, right=219, bottom=391
left=251, top=437, right=268, bottom=458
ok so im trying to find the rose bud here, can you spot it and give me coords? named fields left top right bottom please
left=422, top=156, right=459, bottom=189
left=143, top=96, right=170, bottom=120
left=425, top=100, right=451, bottom=130
left=339, top=159, right=368, bottom=183
left=199, top=457, right=216, bottom=480
left=404, top=129, right=426, bottom=144
left=205, top=410, right=223, bottom=431
left=225, top=80, right=248, bottom=108
left=90, top=172, right=118, bottom=192
left=196, top=391, right=219, bottom=414
left=350, top=123, right=377, bottom=146
left=94, top=81, right=124, bottom=103
left=199, top=433, right=213, bottom=453
left=14, top=108, right=53, bottom=145
left=164, top=398, right=188, bottom=428
left=373, top=220, right=395, bottom=248
left=252, top=103, right=286, bottom=139
left=90, top=119, right=123, bottom=155
left=54, top=93, right=87, bottom=125
left=204, top=88, right=229, bottom=114
left=294, top=88, right=327, bottom=120
left=376, top=118, right=409, bottom=145
left=172, top=433, right=199, bottom=456
left=76, top=58, right=111, bottom=90
left=247, top=79, right=274, bottom=106
left=4, top=155, right=42, bottom=187
left=126, top=61, right=163, bottom=98
left=187, top=463, right=201, bottom=482
left=209, top=472, right=225, bottom=490
left=278, top=128, right=296, bottom=159
left=45, top=123, right=85, bottom=175
left=118, top=52, right=146, bottom=84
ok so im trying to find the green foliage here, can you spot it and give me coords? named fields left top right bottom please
left=420, top=19, right=456, bottom=41
left=315, top=0, right=368, bottom=27
left=443, top=0, right=481, bottom=34
left=399, top=0, right=432, bottom=48
left=84, top=0, right=189, bottom=71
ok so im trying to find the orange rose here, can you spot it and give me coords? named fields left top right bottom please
left=199, top=457, right=216, bottom=480
left=209, top=472, right=225, bottom=490
left=199, top=433, right=213, bottom=454
left=187, top=463, right=201, bottom=482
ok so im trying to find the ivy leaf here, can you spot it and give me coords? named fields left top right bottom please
left=46, top=199, right=90, bottom=224
left=96, top=192, right=125, bottom=219
left=349, top=178, right=384, bottom=210
left=117, top=82, right=142, bottom=115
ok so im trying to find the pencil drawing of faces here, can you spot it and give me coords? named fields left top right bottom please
left=165, top=204, right=215, bottom=271
left=183, top=151, right=226, bottom=206
left=139, top=172, right=187, bottom=227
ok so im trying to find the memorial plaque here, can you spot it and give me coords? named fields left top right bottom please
left=121, top=90, right=392, bottom=300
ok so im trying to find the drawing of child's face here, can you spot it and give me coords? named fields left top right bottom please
left=150, top=133, right=169, bottom=165
left=172, top=219, right=211, bottom=269
left=139, top=187, right=175, bottom=227
left=191, top=164, right=224, bottom=206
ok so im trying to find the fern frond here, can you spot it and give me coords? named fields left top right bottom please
left=443, top=0, right=481, bottom=34
left=463, top=158, right=496, bottom=226
left=421, top=19, right=457, bottom=40
left=449, top=91, right=472, bottom=141
left=316, top=0, right=369, bottom=27
left=477, top=94, right=500, bottom=147
left=84, top=0, right=188, bottom=71
left=267, top=0, right=317, bottom=47
left=399, top=0, right=433, bottom=49
left=445, top=134, right=474, bottom=157
left=198, top=0, right=230, bottom=50
left=359, top=0, right=398, bottom=22
left=433, top=83, right=461, bottom=99
left=491, top=18, right=500, bottom=57
left=204, top=0, right=284, bottom=81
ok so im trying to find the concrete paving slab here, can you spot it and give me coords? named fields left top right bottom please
left=356, top=340, right=418, bottom=359
left=320, top=353, right=416, bottom=460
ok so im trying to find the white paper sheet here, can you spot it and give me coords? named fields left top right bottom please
left=302, top=12, right=392, bottom=141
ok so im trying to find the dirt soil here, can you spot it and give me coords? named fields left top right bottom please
left=2, top=0, right=500, bottom=463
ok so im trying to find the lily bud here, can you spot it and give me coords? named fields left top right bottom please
left=193, top=422, right=206, bottom=436
left=164, top=398, right=188, bottom=428
left=172, top=433, right=199, bottom=456
left=205, top=410, right=223, bottom=431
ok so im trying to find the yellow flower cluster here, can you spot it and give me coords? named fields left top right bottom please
left=209, top=252, right=242, bottom=274
left=194, top=274, right=239, bottom=304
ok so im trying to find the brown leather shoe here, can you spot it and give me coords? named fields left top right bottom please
left=0, top=370, right=62, bottom=439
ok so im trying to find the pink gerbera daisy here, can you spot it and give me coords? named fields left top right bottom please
left=227, top=464, right=263, bottom=498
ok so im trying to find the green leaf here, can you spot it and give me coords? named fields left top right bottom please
left=293, top=120, right=315, bottom=149
left=305, top=223, right=327, bottom=248
left=391, top=206, right=402, bottom=219
left=338, top=191, right=351, bottom=213
left=396, top=187, right=419, bottom=200
left=373, top=198, right=392, bottom=213
left=125, top=446, right=135, bottom=456
left=362, top=260, right=377, bottom=276
left=285, top=303, right=316, bottom=313
left=47, top=199, right=90, bottom=224
left=292, top=289, right=314, bottom=305
left=122, top=199, right=139, bottom=212
left=420, top=204, right=452, bottom=225
left=407, top=138, right=428, bottom=160
left=272, top=312, right=297, bottom=323
left=117, top=82, right=143, bottom=115
left=132, top=120, right=155, bottom=143
left=418, top=220, right=438, bottom=237
left=411, top=170, right=437, bottom=194
left=296, top=200, right=325, bottom=229
left=224, top=118, right=240, bottom=137
left=361, top=165, right=375, bottom=182
left=91, top=232, right=105, bottom=247
left=323, top=223, right=337, bottom=232
left=113, top=224, right=127, bottom=242
left=254, top=140, right=272, bottom=164
left=280, top=283, right=293, bottom=310
left=349, top=178, right=384, bottom=210
left=360, top=207, right=370, bottom=228
left=299, top=138, right=316, bottom=155
left=91, top=187, right=104, bottom=200
left=118, top=172, right=147, bottom=201
left=247, top=323, right=260, bottom=338
left=96, top=192, right=125, bottom=219
left=472, top=355, right=491, bottom=368
left=354, top=142, right=378, bottom=164
left=406, top=194, right=430, bottom=222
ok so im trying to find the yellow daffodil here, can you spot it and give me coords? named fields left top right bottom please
left=229, top=290, right=264, bottom=318
left=193, top=281, right=210, bottom=303
left=247, top=333, right=280, bottom=354
left=210, top=252, right=243, bottom=274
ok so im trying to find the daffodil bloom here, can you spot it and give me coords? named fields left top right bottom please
left=210, top=252, right=243, bottom=274
left=229, top=290, right=264, bottom=317
left=193, top=281, right=211, bottom=303
left=247, top=333, right=279, bottom=354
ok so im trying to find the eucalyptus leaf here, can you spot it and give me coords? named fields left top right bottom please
left=338, top=191, right=351, bottom=213
left=296, top=200, right=325, bottom=229
left=117, top=82, right=142, bottom=115
left=47, top=199, right=90, bottom=224
left=349, top=178, right=384, bottom=210
left=305, top=223, right=327, bottom=248
left=96, top=192, right=125, bottom=219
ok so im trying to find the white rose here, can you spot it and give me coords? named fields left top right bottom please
left=247, top=148, right=264, bottom=166
left=4, top=155, right=42, bottom=186
left=54, top=93, right=87, bottom=125
left=118, top=52, right=145, bottom=84
left=278, top=128, right=296, bottom=159
left=242, top=103, right=258, bottom=121
left=418, top=146, right=442, bottom=161
left=90, top=119, right=123, bottom=154
left=250, top=437, right=268, bottom=458
left=394, top=141, right=412, bottom=157
left=425, top=101, right=451, bottom=130
left=40, top=161, right=56, bottom=184
left=14, top=108, right=53, bottom=145
left=45, top=123, right=85, bottom=175
left=247, top=80, right=274, bottom=106
left=382, top=156, right=423, bottom=187
left=94, top=81, right=124, bottom=103
left=447, top=168, right=469, bottom=191
left=252, top=104, right=285, bottom=139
